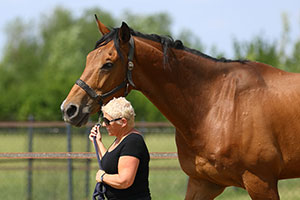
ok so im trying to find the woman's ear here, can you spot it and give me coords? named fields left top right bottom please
left=121, top=117, right=128, bottom=127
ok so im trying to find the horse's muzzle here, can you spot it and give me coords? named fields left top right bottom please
left=61, top=100, right=90, bottom=127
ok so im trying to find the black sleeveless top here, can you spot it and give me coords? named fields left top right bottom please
left=101, top=133, right=151, bottom=200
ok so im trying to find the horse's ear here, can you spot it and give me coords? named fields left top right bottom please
left=119, top=22, right=131, bottom=44
left=95, top=14, right=110, bottom=35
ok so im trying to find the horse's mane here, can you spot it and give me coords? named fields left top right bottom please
left=94, top=26, right=248, bottom=64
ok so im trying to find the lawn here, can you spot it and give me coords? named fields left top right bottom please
left=0, top=127, right=300, bottom=199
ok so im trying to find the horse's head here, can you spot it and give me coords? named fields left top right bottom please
left=61, top=16, right=135, bottom=127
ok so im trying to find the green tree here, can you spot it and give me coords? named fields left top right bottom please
left=0, top=7, right=180, bottom=121
left=0, top=7, right=117, bottom=120
left=232, top=12, right=300, bottom=73
left=233, top=35, right=281, bottom=68
left=285, top=40, right=300, bottom=72
left=0, top=18, right=42, bottom=120
left=177, top=29, right=205, bottom=52
left=2, top=7, right=300, bottom=122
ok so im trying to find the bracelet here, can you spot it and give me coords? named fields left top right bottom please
left=100, top=172, right=106, bottom=183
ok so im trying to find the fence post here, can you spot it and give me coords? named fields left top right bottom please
left=67, top=124, right=73, bottom=200
left=27, top=115, right=34, bottom=200
left=139, top=119, right=147, bottom=137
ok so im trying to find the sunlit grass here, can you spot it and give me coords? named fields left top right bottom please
left=1, top=128, right=300, bottom=199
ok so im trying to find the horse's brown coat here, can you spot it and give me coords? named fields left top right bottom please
left=61, top=19, right=300, bottom=199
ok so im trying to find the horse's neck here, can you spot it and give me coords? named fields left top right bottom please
left=133, top=39, right=220, bottom=132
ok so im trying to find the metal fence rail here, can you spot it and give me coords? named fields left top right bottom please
left=0, top=121, right=173, bottom=128
left=0, top=152, right=178, bottom=159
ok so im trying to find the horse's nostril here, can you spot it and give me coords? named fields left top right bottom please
left=66, top=104, right=78, bottom=119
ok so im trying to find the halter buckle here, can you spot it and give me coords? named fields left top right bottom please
left=128, top=61, right=134, bottom=70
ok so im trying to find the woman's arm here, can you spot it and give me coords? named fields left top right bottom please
left=96, top=156, right=139, bottom=189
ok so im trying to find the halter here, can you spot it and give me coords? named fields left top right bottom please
left=75, top=36, right=135, bottom=107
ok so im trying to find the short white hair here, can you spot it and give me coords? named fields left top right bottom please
left=101, top=97, right=135, bottom=127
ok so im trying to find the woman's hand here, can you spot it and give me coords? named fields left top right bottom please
left=96, top=169, right=106, bottom=183
left=89, top=124, right=102, bottom=142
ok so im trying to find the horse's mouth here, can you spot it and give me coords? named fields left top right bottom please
left=63, top=111, right=90, bottom=127
left=74, top=113, right=89, bottom=127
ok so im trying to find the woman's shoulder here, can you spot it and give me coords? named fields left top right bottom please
left=119, top=132, right=149, bottom=158
left=125, top=132, right=144, bottom=142
left=121, top=133, right=147, bottom=149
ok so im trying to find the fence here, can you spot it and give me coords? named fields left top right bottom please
left=1, top=121, right=300, bottom=200
left=0, top=121, right=186, bottom=200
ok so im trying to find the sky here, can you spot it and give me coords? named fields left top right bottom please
left=0, top=0, right=300, bottom=58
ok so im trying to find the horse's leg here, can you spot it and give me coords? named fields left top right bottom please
left=185, top=177, right=225, bottom=200
left=242, top=171, right=279, bottom=200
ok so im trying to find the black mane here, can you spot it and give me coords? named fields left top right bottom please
left=94, top=26, right=248, bottom=64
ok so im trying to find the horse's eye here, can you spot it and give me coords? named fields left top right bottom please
left=101, top=62, right=113, bottom=71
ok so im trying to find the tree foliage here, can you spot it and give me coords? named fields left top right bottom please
left=1, top=7, right=300, bottom=121
left=0, top=7, right=176, bottom=121
left=232, top=12, right=300, bottom=73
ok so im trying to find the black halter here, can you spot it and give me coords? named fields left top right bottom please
left=75, top=36, right=135, bottom=107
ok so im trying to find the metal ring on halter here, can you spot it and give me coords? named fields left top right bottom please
left=128, top=61, right=134, bottom=70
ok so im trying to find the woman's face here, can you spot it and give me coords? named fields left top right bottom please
left=102, top=112, right=123, bottom=137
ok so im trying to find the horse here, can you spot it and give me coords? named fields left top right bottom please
left=61, top=16, right=300, bottom=199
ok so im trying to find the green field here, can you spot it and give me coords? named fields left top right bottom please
left=0, top=128, right=300, bottom=199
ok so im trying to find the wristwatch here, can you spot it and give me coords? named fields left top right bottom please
left=101, top=172, right=106, bottom=183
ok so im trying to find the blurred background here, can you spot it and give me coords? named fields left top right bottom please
left=1, top=0, right=300, bottom=199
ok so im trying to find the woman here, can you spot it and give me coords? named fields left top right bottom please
left=89, top=97, right=151, bottom=200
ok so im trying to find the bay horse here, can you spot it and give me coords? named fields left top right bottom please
left=61, top=16, right=300, bottom=199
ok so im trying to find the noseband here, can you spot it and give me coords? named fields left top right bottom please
left=75, top=36, right=135, bottom=107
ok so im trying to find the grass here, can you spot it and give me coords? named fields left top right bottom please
left=1, top=127, right=300, bottom=199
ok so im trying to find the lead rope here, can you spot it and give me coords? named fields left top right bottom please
left=92, top=125, right=106, bottom=200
